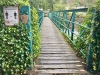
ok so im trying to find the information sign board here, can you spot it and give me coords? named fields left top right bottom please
left=3, top=6, right=19, bottom=26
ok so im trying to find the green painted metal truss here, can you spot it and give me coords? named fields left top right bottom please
left=49, top=8, right=100, bottom=74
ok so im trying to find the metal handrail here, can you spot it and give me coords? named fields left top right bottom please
left=49, top=8, right=98, bottom=74
left=49, top=8, right=89, bottom=44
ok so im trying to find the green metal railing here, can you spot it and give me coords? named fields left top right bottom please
left=49, top=8, right=99, bottom=74
left=38, top=10, right=44, bottom=27
left=49, top=8, right=89, bottom=45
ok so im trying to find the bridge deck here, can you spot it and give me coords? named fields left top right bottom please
left=34, top=17, right=89, bottom=75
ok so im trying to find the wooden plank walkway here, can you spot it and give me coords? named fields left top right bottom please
left=34, top=17, right=89, bottom=75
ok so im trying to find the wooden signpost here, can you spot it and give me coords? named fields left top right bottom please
left=20, top=6, right=33, bottom=69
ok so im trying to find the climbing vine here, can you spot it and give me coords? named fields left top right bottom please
left=31, top=8, right=41, bottom=60
left=76, top=0, right=100, bottom=73
left=0, top=0, right=41, bottom=75
left=0, top=23, right=32, bottom=75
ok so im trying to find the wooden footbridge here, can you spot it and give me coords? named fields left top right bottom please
left=34, top=17, right=88, bottom=75
left=34, top=8, right=100, bottom=75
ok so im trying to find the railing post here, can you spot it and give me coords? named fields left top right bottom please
left=67, top=13, right=73, bottom=35
left=64, top=12, right=68, bottom=33
left=86, top=43, right=93, bottom=73
left=20, top=6, right=33, bottom=69
left=53, top=12, right=56, bottom=24
left=49, top=12, right=52, bottom=19
left=38, top=11, right=44, bottom=27
left=57, top=12, right=60, bottom=30
left=51, top=12, right=54, bottom=21
left=71, top=12, right=75, bottom=41
left=55, top=12, right=58, bottom=25
left=98, top=62, right=100, bottom=72
left=57, top=12, right=59, bottom=26
left=62, top=12, right=66, bottom=32
left=86, top=9, right=96, bottom=74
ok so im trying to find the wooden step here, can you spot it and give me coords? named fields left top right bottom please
left=41, top=44, right=70, bottom=48
left=40, top=54, right=76, bottom=57
left=41, top=47, right=70, bottom=49
left=38, top=60, right=81, bottom=64
left=38, top=57, right=78, bottom=60
left=35, top=69, right=88, bottom=74
left=41, top=45, right=70, bottom=47
left=41, top=49, right=73, bottom=52
left=41, top=42, right=69, bottom=46
left=35, top=64, right=83, bottom=69
left=42, top=42, right=66, bottom=45
left=40, top=52, right=74, bottom=54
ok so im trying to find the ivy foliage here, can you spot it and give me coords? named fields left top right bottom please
left=0, top=0, right=40, bottom=75
left=0, top=24, right=31, bottom=75
left=76, top=0, right=100, bottom=72
left=0, top=0, right=29, bottom=7
left=31, top=8, right=41, bottom=59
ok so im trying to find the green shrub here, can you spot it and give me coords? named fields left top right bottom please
left=31, top=8, right=41, bottom=60
left=0, top=0, right=41, bottom=75
left=76, top=0, right=100, bottom=72
left=0, top=24, right=32, bottom=75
